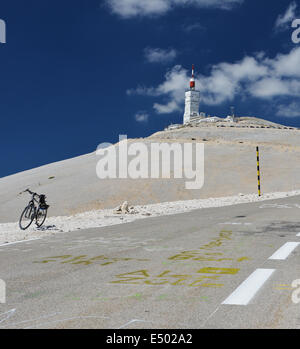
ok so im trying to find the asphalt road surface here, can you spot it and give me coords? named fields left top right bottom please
left=1, top=195, right=300, bottom=329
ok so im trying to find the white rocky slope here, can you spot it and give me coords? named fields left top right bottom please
left=1, top=117, right=300, bottom=225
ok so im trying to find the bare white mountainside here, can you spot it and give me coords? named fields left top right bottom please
left=1, top=117, right=300, bottom=224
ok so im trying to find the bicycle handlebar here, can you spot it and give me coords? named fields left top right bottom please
left=25, top=189, right=40, bottom=197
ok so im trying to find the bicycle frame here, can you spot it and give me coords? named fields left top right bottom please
left=28, top=193, right=40, bottom=214
left=24, top=190, right=43, bottom=220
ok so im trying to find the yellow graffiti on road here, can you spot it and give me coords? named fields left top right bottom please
left=199, top=230, right=232, bottom=250
left=110, top=269, right=229, bottom=288
left=168, top=231, right=235, bottom=262
left=109, top=230, right=246, bottom=288
left=168, top=251, right=248, bottom=263
left=274, top=284, right=294, bottom=290
left=166, top=230, right=250, bottom=273
left=33, top=255, right=150, bottom=266
left=197, top=267, right=239, bottom=275
left=168, top=251, right=232, bottom=261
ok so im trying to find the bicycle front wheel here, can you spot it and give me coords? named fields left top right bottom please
left=36, top=207, right=48, bottom=227
left=19, top=205, right=35, bottom=230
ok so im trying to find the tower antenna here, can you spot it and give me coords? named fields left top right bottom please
left=231, top=106, right=235, bottom=117
left=190, top=64, right=195, bottom=90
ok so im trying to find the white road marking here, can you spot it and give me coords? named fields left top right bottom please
left=268, top=242, right=300, bottom=260
left=0, top=309, right=16, bottom=324
left=259, top=204, right=292, bottom=209
left=218, top=222, right=252, bottom=225
left=297, top=233, right=300, bottom=237
left=117, top=319, right=149, bottom=329
left=222, top=269, right=275, bottom=306
left=201, top=306, right=220, bottom=327
left=0, top=312, right=61, bottom=328
left=0, top=238, right=40, bottom=248
left=24, top=315, right=109, bottom=329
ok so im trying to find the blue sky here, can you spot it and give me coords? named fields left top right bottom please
left=0, top=0, right=300, bottom=177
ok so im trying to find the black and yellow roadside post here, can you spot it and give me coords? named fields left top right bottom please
left=256, top=146, right=261, bottom=196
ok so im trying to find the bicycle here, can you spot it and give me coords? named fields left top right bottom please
left=19, top=189, right=49, bottom=230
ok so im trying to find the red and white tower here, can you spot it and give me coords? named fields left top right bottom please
left=183, top=64, right=201, bottom=124
left=190, top=64, right=195, bottom=90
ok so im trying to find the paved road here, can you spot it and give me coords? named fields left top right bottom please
left=1, top=196, right=300, bottom=329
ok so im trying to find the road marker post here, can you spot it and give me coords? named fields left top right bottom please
left=256, top=146, right=261, bottom=197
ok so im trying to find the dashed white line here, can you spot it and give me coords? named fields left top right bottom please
left=297, top=233, right=300, bottom=237
left=222, top=269, right=275, bottom=306
left=268, top=242, right=300, bottom=260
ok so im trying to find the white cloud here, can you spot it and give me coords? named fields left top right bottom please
left=135, top=111, right=149, bottom=122
left=127, top=85, right=158, bottom=96
left=127, top=47, right=300, bottom=114
left=106, top=0, right=243, bottom=18
left=276, top=102, right=300, bottom=117
left=275, top=1, right=297, bottom=31
left=269, top=47, right=300, bottom=77
left=154, top=100, right=181, bottom=114
left=182, top=22, right=205, bottom=32
left=249, top=78, right=291, bottom=98
left=144, top=47, right=177, bottom=64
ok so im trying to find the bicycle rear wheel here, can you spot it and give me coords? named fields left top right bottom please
left=36, top=207, right=48, bottom=227
left=19, top=205, right=35, bottom=230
